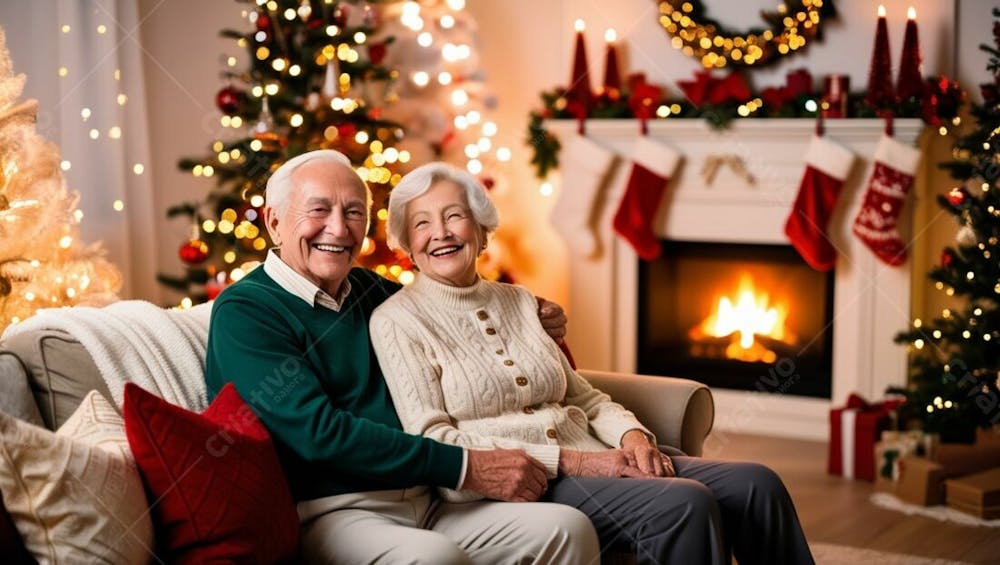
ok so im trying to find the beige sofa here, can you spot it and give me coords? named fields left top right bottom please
left=0, top=321, right=715, bottom=561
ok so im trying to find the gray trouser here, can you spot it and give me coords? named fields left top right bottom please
left=297, top=486, right=600, bottom=564
left=544, top=456, right=815, bottom=565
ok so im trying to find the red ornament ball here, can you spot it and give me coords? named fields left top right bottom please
left=338, top=123, right=358, bottom=139
left=216, top=86, right=245, bottom=115
left=481, top=176, right=495, bottom=191
left=179, top=239, right=209, bottom=265
left=946, top=186, right=969, bottom=208
left=333, top=4, right=349, bottom=27
left=941, top=248, right=954, bottom=268
left=255, top=12, right=272, bottom=34
left=368, top=42, right=388, bottom=65
left=205, top=279, right=227, bottom=301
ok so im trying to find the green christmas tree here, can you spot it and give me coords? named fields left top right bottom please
left=161, top=0, right=406, bottom=303
left=894, top=10, right=1000, bottom=443
left=162, top=0, right=513, bottom=304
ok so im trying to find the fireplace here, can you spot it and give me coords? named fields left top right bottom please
left=637, top=241, right=834, bottom=398
left=545, top=118, right=925, bottom=439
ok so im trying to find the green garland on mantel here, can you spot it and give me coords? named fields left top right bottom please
left=527, top=89, right=892, bottom=180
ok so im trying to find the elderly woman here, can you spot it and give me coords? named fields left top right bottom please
left=369, top=162, right=815, bottom=565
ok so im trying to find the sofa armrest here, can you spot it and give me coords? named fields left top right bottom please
left=578, top=369, right=714, bottom=457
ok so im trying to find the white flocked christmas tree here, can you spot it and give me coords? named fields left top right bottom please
left=0, top=27, right=120, bottom=331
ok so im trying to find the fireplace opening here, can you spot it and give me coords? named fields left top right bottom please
left=637, top=240, right=834, bottom=398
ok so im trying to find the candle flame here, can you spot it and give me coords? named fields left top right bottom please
left=877, top=5, right=886, bottom=18
left=907, top=7, right=916, bottom=20
left=604, top=28, right=617, bottom=43
left=574, top=19, right=585, bottom=32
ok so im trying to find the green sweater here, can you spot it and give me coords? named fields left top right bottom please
left=205, top=266, right=463, bottom=501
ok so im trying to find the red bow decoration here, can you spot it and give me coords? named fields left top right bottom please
left=845, top=392, right=905, bottom=413
left=626, top=73, right=663, bottom=120
left=677, top=70, right=751, bottom=106
left=760, top=69, right=814, bottom=111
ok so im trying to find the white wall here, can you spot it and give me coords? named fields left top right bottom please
left=6, top=0, right=990, bottom=309
left=136, top=0, right=244, bottom=303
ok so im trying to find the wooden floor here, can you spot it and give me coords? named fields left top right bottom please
left=705, top=432, right=1000, bottom=564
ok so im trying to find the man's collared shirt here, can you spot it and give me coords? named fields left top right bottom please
left=263, top=248, right=351, bottom=311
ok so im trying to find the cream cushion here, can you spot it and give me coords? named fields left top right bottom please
left=0, top=391, right=153, bottom=564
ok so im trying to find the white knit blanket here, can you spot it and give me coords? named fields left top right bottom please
left=2, top=300, right=212, bottom=411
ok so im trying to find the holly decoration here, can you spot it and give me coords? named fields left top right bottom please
left=922, top=76, right=965, bottom=128
left=179, top=239, right=209, bottom=265
left=215, top=85, right=245, bottom=115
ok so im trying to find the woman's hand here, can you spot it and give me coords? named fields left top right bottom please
left=536, top=297, right=567, bottom=343
left=621, top=430, right=676, bottom=477
left=559, top=449, right=653, bottom=478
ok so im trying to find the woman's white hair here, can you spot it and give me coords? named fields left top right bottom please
left=265, top=149, right=371, bottom=215
left=387, top=162, right=499, bottom=254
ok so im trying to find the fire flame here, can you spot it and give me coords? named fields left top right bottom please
left=690, top=273, right=794, bottom=363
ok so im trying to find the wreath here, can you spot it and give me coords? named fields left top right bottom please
left=656, top=0, right=837, bottom=68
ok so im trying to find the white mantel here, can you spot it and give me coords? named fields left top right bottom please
left=546, top=119, right=927, bottom=440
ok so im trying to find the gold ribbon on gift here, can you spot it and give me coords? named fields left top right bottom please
left=700, top=154, right=756, bottom=186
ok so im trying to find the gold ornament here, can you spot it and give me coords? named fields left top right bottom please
left=656, top=0, right=832, bottom=68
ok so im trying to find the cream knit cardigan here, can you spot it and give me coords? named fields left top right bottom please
left=370, top=274, right=652, bottom=486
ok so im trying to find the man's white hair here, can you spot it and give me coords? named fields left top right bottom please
left=265, top=149, right=371, bottom=215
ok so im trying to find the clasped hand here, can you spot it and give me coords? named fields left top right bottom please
left=617, top=429, right=676, bottom=478
left=558, top=447, right=674, bottom=479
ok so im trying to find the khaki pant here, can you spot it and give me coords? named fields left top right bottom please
left=298, top=487, right=600, bottom=564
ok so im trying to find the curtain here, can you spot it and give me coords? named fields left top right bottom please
left=0, top=0, right=158, bottom=301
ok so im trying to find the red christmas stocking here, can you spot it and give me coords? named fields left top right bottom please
left=551, top=135, right=617, bottom=257
left=784, top=135, right=856, bottom=271
left=612, top=137, right=681, bottom=260
left=852, top=134, right=921, bottom=266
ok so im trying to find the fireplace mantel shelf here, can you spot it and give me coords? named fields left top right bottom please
left=545, top=118, right=923, bottom=141
left=545, top=118, right=927, bottom=441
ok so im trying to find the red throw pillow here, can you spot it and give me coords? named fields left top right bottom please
left=123, top=382, right=299, bottom=563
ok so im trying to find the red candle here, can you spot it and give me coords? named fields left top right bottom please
left=864, top=5, right=896, bottom=110
left=896, top=7, right=923, bottom=102
left=566, top=19, right=593, bottom=112
left=603, top=28, right=621, bottom=93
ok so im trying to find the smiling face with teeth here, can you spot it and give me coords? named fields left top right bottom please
left=406, top=179, right=485, bottom=287
left=264, top=159, right=369, bottom=296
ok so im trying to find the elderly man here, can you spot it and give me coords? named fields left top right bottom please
left=205, top=150, right=599, bottom=564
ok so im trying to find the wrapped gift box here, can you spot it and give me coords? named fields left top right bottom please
left=945, top=468, right=1000, bottom=519
left=874, top=431, right=923, bottom=493
left=896, top=456, right=947, bottom=505
left=828, top=393, right=902, bottom=481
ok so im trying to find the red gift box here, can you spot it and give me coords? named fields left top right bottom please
left=828, top=393, right=903, bottom=481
